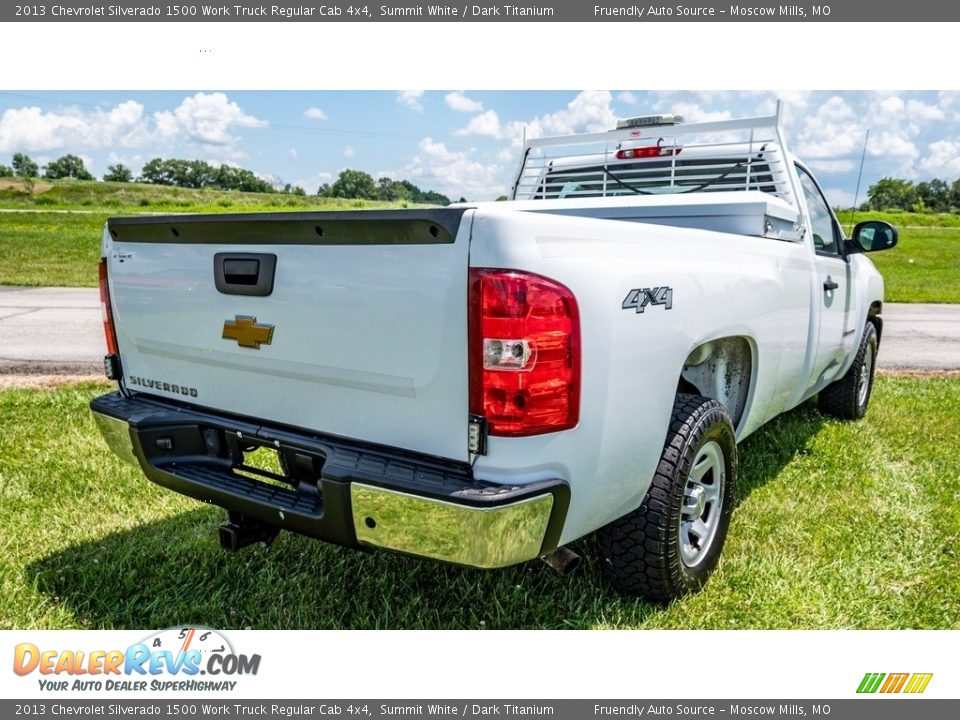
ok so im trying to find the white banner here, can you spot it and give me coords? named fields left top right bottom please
left=3, top=630, right=956, bottom=699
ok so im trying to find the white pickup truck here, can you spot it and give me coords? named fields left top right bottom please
left=91, top=105, right=898, bottom=601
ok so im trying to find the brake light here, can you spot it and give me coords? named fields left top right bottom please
left=469, top=269, right=580, bottom=437
left=615, top=145, right=681, bottom=160
left=98, top=258, right=119, bottom=356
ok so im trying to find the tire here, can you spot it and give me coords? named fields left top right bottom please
left=598, top=394, right=737, bottom=602
left=818, top=321, right=878, bottom=420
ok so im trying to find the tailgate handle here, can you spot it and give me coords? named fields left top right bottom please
left=214, top=253, right=276, bottom=297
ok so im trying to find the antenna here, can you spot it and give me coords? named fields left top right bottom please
left=849, top=129, right=870, bottom=234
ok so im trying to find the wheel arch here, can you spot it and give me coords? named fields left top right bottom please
left=677, top=335, right=756, bottom=433
left=867, top=300, right=883, bottom=343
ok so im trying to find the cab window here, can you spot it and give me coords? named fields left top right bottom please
left=796, top=165, right=842, bottom=256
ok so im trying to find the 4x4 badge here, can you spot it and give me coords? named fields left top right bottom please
left=222, top=315, right=274, bottom=349
left=622, top=287, right=673, bottom=313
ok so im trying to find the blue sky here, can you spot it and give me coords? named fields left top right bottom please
left=1, top=90, right=958, bottom=204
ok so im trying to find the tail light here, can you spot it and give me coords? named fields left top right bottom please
left=98, top=258, right=119, bottom=357
left=469, top=268, right=580, bottom=437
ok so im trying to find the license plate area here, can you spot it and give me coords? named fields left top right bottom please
left=223, top=432, right=327, bottom=494
left=138, top=417, right=328, bottom=497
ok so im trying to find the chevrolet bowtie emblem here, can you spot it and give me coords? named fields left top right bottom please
left=222, top=315, right=274, bottom=349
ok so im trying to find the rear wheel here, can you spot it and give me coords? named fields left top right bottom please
left=818, top=322, right=878, bottom=420
left=598, top=394, right=737, bottom=602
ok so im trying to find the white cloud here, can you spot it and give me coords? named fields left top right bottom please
left=397, top=90, right=425, bottom=112
left=653, top=91, right=811, bottom=129
left=459, top=90, right=618, bottom=148
left=919, top=139, right=960, bottom=176
left=304, top=107, right=328, bottom=121
left=519, top=90, right=617, bottom=139
left=455, top=110, right=501, bottom=138
left=666, top=102, right=732, bottom=124
left=771, top=91, right=812, bottom=121
left=617, top=91, right=639, bottom=105
left=794, top=95, right=863, bottom=159
left=393, top=137, right=503, bottom=201
left=937, top=91, right=960, bottom=119
left=445, top=91, right=483, bottom=113
left=906, top=99, right=944, bottom=121
left=789, top=93, right=929, bottom=188
left=154, top=92, right=266, bottom=146
left=879, top=96, right=905, bottom=115
left=0, top=100, right=148, bottom=153
left=288, top=148, right=298, bottom=159
left=343, top=146, right=354, bottom=157
left=869, top=131, right=918, bottom=159
left=0, top=93, right=266, bottom=162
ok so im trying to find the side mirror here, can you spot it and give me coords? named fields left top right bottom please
left=851, top=220, right=898, bottom=253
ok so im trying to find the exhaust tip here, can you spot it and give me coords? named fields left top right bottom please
left=541, top=546, right=581, bottom=576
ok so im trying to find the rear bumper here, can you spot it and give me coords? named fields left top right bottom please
left=90, top=391, right=568, bottom=568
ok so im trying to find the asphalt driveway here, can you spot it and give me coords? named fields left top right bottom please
left=1, top=287, right=958, bottom=375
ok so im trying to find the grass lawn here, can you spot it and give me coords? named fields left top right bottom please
left=0, top=179, right=413, bottom=287
left=0, top=377, right=957, bottom=630
left=1, top=180, right=958, bottom=302
left=837, top=210, right=960, bottom=304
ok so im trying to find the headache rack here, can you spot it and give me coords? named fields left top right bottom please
left=510, top=101, right=801, bottom=211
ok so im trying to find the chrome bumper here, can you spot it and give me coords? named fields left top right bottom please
left=351, top=483, right=555, bottom=568
left=91, top=410, right=138, bottom=466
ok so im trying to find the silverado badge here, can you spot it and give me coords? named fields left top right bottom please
left=222, top=315, right=274, bottom=349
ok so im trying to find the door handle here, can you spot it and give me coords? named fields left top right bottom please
left=214, top=253, right=276, bottom=297
left=823, top=276, right=839, bottom=291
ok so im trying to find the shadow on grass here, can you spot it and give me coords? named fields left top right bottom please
left=29, top=510, right=630, bottom=630
left=734, top=399, right=825, bottom=506
left=28, top=402, right=825, bottom=631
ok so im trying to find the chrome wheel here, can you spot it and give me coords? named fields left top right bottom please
left=857, top=340, right=874, bottom=408
left=679, top=440, right=725, bottom=568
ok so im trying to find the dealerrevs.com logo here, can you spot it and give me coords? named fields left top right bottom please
left=13, top=627, right=260, bottom=693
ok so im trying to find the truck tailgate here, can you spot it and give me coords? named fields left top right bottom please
left=105, top=209, right=473, bottom=462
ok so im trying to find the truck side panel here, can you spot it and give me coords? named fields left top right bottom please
left=467, top=208, right=812, bottom=544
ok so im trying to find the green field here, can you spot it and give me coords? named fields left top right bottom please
left=1, top=179, right=959, bottom=302
left=1, top=377, right=957, bottom=630
left=836, top=210, right=960, bottom=303
left=0, top=179, right=412, bottom=287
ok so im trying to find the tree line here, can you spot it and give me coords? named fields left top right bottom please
left=0, top=152, right=294, bottom=194
left=6, top=150, right=959, bottom=211
left=0, top=153, right=455, bottom=204
left=863, top=177, right=960, bottom=213
left=0, top=152, right=95, bottom=181
left=318, top=168, right=454, bottom=205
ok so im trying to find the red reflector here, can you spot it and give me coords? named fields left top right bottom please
left=98, top=258, right=119, bottom=356
left=469, top=269, right=580, bottom=437
left=615, top=145, right=681, bottom=160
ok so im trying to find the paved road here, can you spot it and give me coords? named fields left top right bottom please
left=878, top=303, right=960, bottom=370
left=1, top=287, right=958, bottom=375
left=0, top=287, right=105, bottom=374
